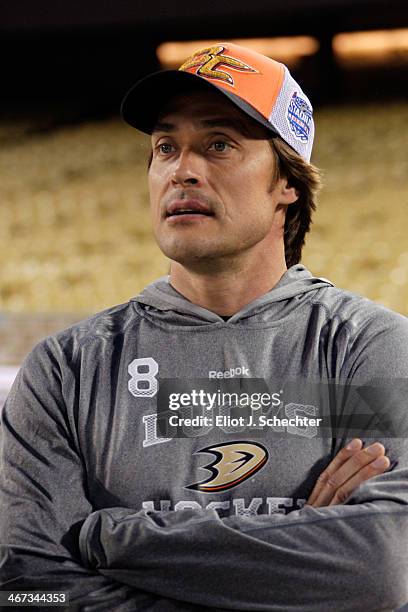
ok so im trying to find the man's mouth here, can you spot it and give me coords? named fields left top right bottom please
left=165, top=200, right=214, bottom=218
left=167, top=208, right=210, bottom=217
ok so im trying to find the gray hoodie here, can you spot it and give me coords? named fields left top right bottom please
left=1, top=265, right=407, bottom=612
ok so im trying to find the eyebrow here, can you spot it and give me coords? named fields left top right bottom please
left=152, top=117, right=251, bottom=136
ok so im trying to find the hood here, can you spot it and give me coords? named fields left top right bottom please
left=131, top=264, right=333, bottom=328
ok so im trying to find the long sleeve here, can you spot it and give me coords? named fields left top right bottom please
left=0, top=341, right=202, bottom=612
left=77, top=311, right=408, bottom=612
left=78, top=477, right=408, bottom=612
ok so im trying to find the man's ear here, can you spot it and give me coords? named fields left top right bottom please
left=278, top=178, right=299, bottom=205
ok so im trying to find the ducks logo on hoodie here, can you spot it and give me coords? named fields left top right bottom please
left=186, top=441, right=269, bottom=493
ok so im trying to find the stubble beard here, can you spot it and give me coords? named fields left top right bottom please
left=156, top=220, right=272, bottom=275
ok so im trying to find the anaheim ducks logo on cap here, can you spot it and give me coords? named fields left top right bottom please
left=186, top=441, right=268, bottom=493
left=179, top=45, right=258, bottom=86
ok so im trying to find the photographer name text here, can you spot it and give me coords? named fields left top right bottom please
left=168, top=413, right=322, bottom=428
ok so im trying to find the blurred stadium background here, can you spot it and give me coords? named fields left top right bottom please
left=1, top=3, right=408, bottom=608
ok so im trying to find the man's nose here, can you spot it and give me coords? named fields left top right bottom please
left=171, top=150, right=203, bottom=187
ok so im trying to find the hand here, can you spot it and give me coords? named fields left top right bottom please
left=306, top=439, right=390, bottom=507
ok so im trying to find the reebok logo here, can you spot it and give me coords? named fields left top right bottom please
left=209, top=366, right=250, bottom=379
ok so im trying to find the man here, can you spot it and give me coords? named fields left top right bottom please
left=1, top=42, right=407, bottom=611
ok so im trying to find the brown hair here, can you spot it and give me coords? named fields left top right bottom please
left=269, top=137, right=321, bottom=268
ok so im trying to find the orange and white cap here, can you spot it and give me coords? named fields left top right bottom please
left=121, top=42, right=314, bottom=162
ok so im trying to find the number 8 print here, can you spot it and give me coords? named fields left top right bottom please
left=128, top=357, right=159, bottom=398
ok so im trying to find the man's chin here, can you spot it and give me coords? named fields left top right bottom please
left=158, top=241, right=228, bottom=266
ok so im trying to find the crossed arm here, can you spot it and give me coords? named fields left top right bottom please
left=76, top=440, right=408, bottom=612
left=1, top=340, right=408, bottom=612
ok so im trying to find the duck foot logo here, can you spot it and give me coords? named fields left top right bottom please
left=186, top=441, right=269, bottom=493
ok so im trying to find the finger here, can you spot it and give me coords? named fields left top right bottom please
left=310, top=443, right=386, bottom=507
left=309, top=442, right=386, bottom=507
left=328, top=455, right=391, bottom=506
left=306, top=438, right=363, bottom=505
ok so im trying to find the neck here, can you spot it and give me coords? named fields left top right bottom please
left=169, top=244, right=288, bottom=316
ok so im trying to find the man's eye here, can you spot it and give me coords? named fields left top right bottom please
left=158, top=143, right=174, bottom=154
left=209, top=141, right=230, bottom=152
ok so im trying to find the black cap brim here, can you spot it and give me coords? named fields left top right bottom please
left=120, top=69, right=278, bottom=137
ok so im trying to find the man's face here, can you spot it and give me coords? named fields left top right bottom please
left=148, top=89, right=291, bottom=267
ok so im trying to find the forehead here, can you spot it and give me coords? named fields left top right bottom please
left=153, top=89, right=269, bottom=139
